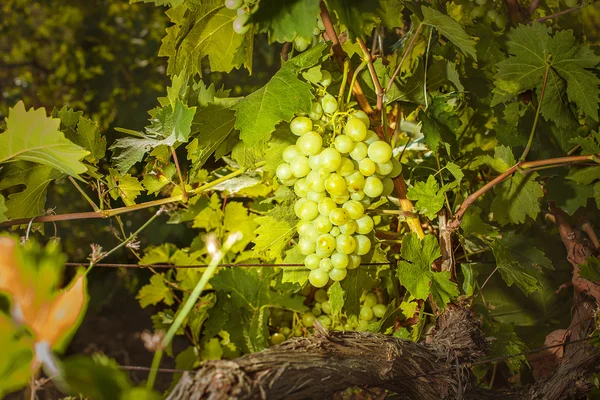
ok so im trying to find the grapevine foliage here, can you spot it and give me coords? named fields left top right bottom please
left=1, top=0, right=600, bottom=397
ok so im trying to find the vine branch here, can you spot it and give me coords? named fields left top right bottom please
left=450, top=154, right=598, bottom=230
left=357, top=38, right=383, bottom=113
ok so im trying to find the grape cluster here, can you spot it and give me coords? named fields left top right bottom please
left=224, top=0, right=254, bottom=35
left=301, top=289, right=388, bottom=332
left=293, top=16, right=325, bottom=52
left=457, top=0, right=507, bottom=29
left=268, top=308, right=304, bottom=345
left=276, top=94, right=401, bottom=288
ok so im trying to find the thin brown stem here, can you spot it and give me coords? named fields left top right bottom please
left=581, top=217, right=600, bottom=251
left=504, top=0, right=523, bottom=23
left=387, top=23, right=423, bottom=94
left=170, top=146, right=188, bottom=202
left=450, top=154, right=596, bottom=229
left=528, top=0, right=541, bottom=16
left=536, top=5, right=582, bottom=22
left=357, top=38, right=383, bottom=112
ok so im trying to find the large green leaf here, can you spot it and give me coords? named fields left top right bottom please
left=421, top=6, right=477, bottom=60
left=0, top=101, right=88, bottom=177
left=52, top=106, right=106, bottom=165
left=253, top=205, right=298, bottom=261
left=252, top=0, right=321, bottom=43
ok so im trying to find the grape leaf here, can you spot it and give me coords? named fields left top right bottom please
left=252, top=0, right=320, bottom=43
left=192, top=194, right=224, bottom=231
left=492, top=24, right=600, bottom=125
left=491, top=172, right=543, bottom=225
left=377, top=0, right=404, bottom=29
left=233, top=67, right=313, bottom=146
left=52, top=106, right=106, bottom=165
left=0, top=195, right=6, bottom=223
left=490, top=232, right=553, bottom=295
left=420, top=95, right=461, bottom=152
left=0, top=313, right=33, bottom=398
left=340, top=267, right=376, bottom=316
left=159, top=1, right=251, bottom=76
left=484, top=323, right=527, bottom=375
left=253, top=205, right=297, bottom=261
left=421, top=6, right=477, bottom=60
left=0, top=101, right=88, bottom=177
left=407, top=175, right=455, bottom=220
left=579, top=256, right=600, bottom=282
left=0, top=162, right=64, bottom=221
left=107, top=169, right=144, bottom=206
left=325, top=0, right=378, bottom=40
left=327, top=281, right=345, bottom=318
left=282, top=247, right=309, bottom=285
left=545, top=177, right=592, bottom=216
left=569, top=131, right=600, bottom=155
left=142, top=163, right=176, bottom=195
left=567, top=165, right=600, bottom=185
left=136, top=274, right=175, bottom=308
left=223, top=202, right=258, bottom=253
left=396, top=233, right=459, bottom=307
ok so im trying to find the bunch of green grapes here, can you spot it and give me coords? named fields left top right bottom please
left=224, top=0, right=254, bottom=34
left=465, top=0, right=507, bottom=28
left=293, top=16, right=326, bottom=52
left=276, top=92, right=401, bottom=288
left=301, top=289, right=388, bottom=332
left=268, top=308, right=305, bottom=345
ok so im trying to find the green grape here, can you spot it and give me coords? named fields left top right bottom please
left=279, top=326, right=291, bottom=337
left=306, top=169, right=328, bottom=192
left=276, top=163, right=293, bottom=181
left=331, top=252, right=349, bottom=269
left=339, top=220, right=357, bottom=235
left=300, top=284, right=312, bottom=296
left=336, top=234, right=357, bottom=254
left=294, top=197, right=307, bottom=215
left=302, top=311, right=316, bottom=327
left=320, top=71, right=333, bottom=87
left=355, top=234, right=371, bottom=255
left=325, top=173, right=347, bottom=196
left=309, top=102, right=323, bottom=120
left=318, top=197, right=337, bottom=216
left=316, top=234, right=336, bottom=254
left=298, top=238, right=316, bottom=255
left=342, top=200, right=364, bottom=219
left=307, top=190, right=326, bottom=202
left=348, top=254, right=361, bottom=269
left=314, top=215, right=333, bottom=234
left=356, top=319, right=369, bottom=331
left=364, top=176, right=384, bottom=198
left=290, top=116, right=313, bottom=136
left=304, top=253, right=321, bottom=270
left=375, top=160, right=393, bottom=176
left=321, top=300, right=332, bottom=315
left=337, top=157, right=355, bottom=177
left=293, top=326, right=303, bottom=337
left=312, top=27, right=321, bottom=36
left=330, top=226, right=341, bottom=237
left=363, top=292, right=378, bottom=308
left=281, top=177, right=297, bottom=186
left=290, top=155, right=310, bottom=178
left=334, top=135, right=355, bottom=153
left=349, top=142, right=368, bottom=161
left=319, top=257, right=333, bottom=272
left=297, top=220, right=313, bottom=236
left=359, top=158, right=376, bottom=176
left=346, top=171, right=366, bottom=192
left=564, top=0, right=579, bottom=6
left=390, top=158, right=402, bottom=177
left=356, top=215, right=374, bottom=235
left=270, top=333, right=286, bottom=345
left=487, top=9, right=499, bottom=21
left=317, top=314, right=332, bottom=328
left=237, top=7, right=247, bottom=16
left=225, top=0, right=243, bottom=9
left=314, top=289, right=328, bottom=303
left=381, top=177, right=394, bottom=197
left=359, top=306, right=374, bottom=321
left=320, top=148, right=342, bottom=172
left=321, top=93, right=338, bottom=114
left=283, top=145, right=301, bottom=163
left=471, top=5, right=487, bottom=18
left=308, top=154, right=321, bottom=170
left=351, top=110, right=370, bottom=128
left=372, top=304, right=386, bottom=319
left=309, top=269, right=329, bottom=287
left=294, top=178, right=309, bottom=197
left=232, top=14, right=251, bottom=34
left=312, top=305, right=322, bottom=316
left=294, top=36, right=310, bottom=52
left=300, top=223, right=319, bottom=242
left=364, top=130, right=379, bottom=144
left=350, top=190, right=365, bottom=201
left=296, top=200, right=319, bottom=221
left=359, top=196, right=372, bottom=208
left=475, top=0, right=487, bottom=5
left=344, top=118, right=367, bottom=142
left=297, top=131, right=323, bottom=156
left=329, top=267, right=347, bottom=281
left=494, top=14, right=508, bottom=29
left=329, top=208, right=348, bottom=226
left=331, top=193, right=350, bottom=205
left=368, top=141, right=393, bottom=163
left=316, top=15, right=325, bottom=31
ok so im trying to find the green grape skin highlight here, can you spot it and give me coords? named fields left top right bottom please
left=224, top=0, right=243, bottom=9
left=368, top=141, right=393, bottom=164
left=329, top=267, right=347, bottom=281
left=232, top=14, right=251, bottom=34
left=309, top=269, right=329, bottom=287
left=297, top=131, right=323, bottom=156
left=290, top=116, right=313, bottom=136
left=321, top=93, right=338, bottom=114
left=344, top=118, right=367, bottom=142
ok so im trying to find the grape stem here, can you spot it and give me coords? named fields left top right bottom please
left=357, top=38, right=383, bottom=113
left=170, top=145, right=188, bottom=202
left=0, top=161, right=267, bottom=227
left=450, top=154, right=598, bottom=230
